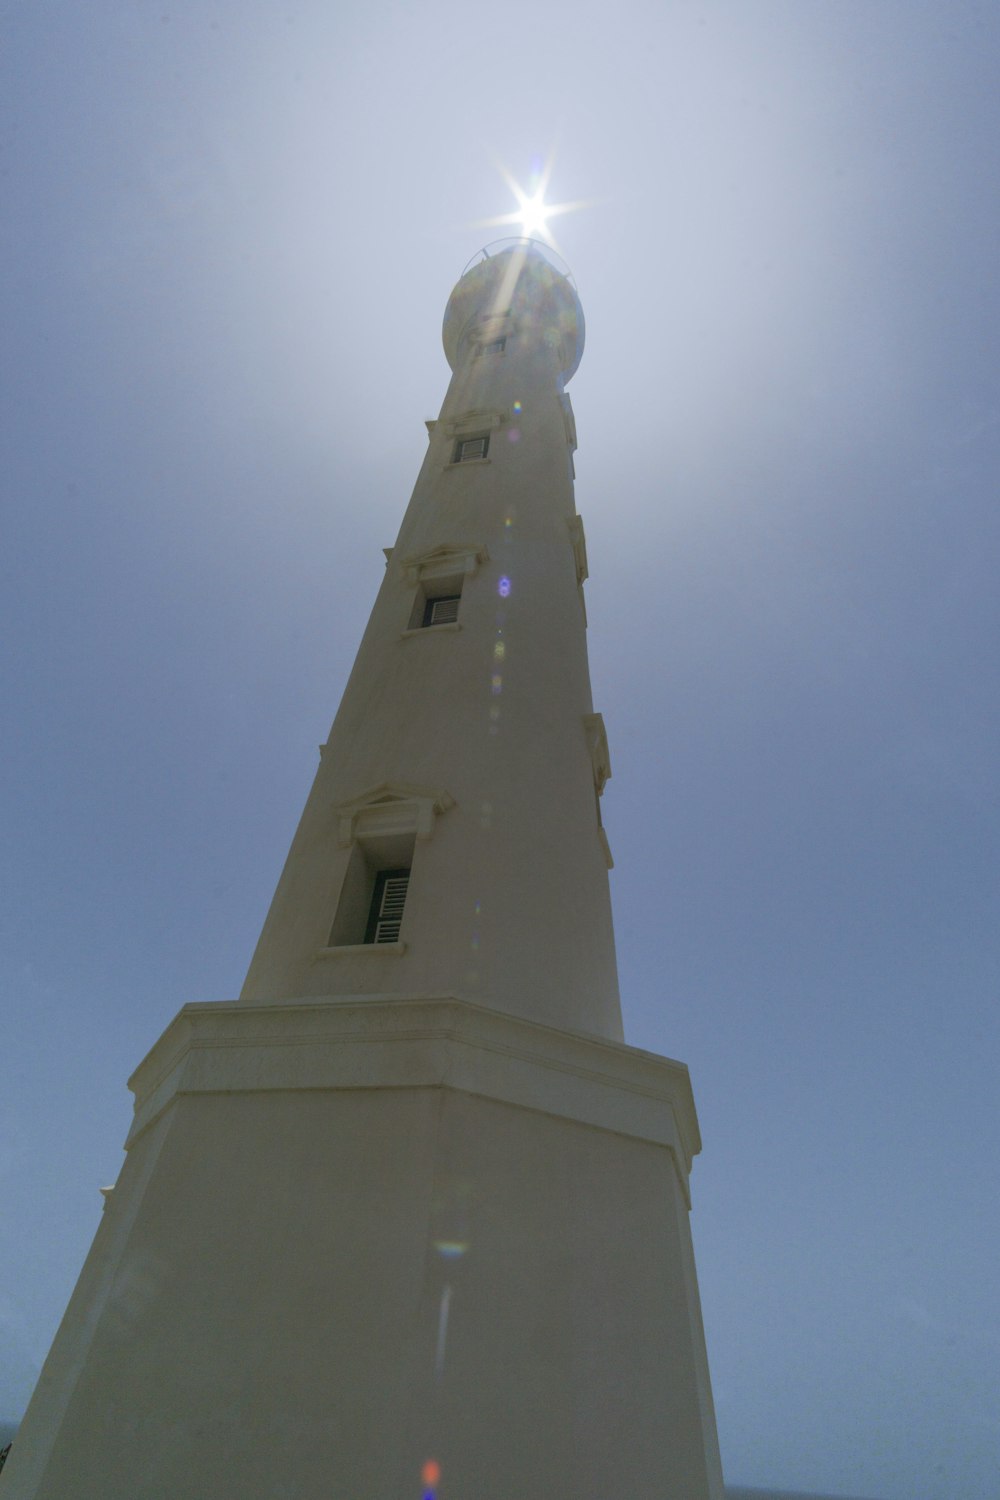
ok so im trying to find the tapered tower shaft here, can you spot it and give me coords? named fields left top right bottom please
left=241, top=244, right=622, bottom=1039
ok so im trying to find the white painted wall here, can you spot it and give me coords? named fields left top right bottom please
left=240, top=246, right=623, bottom=1040
left=1, top=999, right=723, bottom=1500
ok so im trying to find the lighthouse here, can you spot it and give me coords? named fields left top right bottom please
left=2, top=242, right=724, bottom=1500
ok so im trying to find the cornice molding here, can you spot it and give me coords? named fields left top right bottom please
left=126, top=996, right=702, bottom=1204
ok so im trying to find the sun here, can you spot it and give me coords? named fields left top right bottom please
left=517, top=189, right=551, bottom=240
left=471, top=158, right=591, bottom=254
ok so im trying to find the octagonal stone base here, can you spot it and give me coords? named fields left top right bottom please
left=4, top=997, right=723, bottom=1500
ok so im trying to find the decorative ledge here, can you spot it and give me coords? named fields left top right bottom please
left=401, top=622, right=462, bottom=639
left=315, top=942, right=407, bottom=959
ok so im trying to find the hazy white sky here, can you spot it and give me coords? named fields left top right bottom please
left=3, top=4, right=999, bottom=1497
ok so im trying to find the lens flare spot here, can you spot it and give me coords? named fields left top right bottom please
left=422, top=1460, right=441, bottom=1488
left=434, top=1240, right=469, bottom=1259
left=489, top=705, right=500, bottom=721
left=491, top=675, right=503, bottom=694
left=498, top=576, right=511, bottom=598
left=494, top=642, right=506, bottom=661
left=512, top=400, right=522, bottom=415
left=507, top=427, right=520, bottom=444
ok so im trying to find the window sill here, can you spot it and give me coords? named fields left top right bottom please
left=315, top=941, right=407, bottom=958
left=400, top=622, right=462, bottom=639
left=446, top=457, right=491, bottom=469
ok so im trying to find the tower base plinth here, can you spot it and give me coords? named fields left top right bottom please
left=4, top=997, right=724, bottom=1500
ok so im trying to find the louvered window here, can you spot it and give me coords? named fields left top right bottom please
left=364, top=868, right=410, bottom=944
left=477, top=337, right=506, bottom=356
left=454, top=435, right=489, bottom=463
left=422, top=594, right=461, bottom=627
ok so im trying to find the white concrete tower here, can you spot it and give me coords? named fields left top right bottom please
left=2, top=243, right=724, bottom=1500
left=240, top=241, right=622, bottom=1040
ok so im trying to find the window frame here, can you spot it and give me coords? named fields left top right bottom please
left=453, top=433, right=490, bottom=463
left=321, top=782, right=454, bottom=956
left=398, top=544, right=489, bottom=637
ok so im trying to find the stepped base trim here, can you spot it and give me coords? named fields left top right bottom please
left=128, top=994, right=701, bottom=1202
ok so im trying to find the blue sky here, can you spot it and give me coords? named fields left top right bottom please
left=2, top=4, right=999, bottom=1497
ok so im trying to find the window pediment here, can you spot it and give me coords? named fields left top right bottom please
left=583, top=714, right=611, bottom=795
left=333, top=781, right=455, bottom=847
left=445, top=409, right=505, bottom=439
left=567, top=516, right=588, bottom=587
left=560, top=392, right=578, bottom=452
left=399, top=542, right=489, bottom=586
